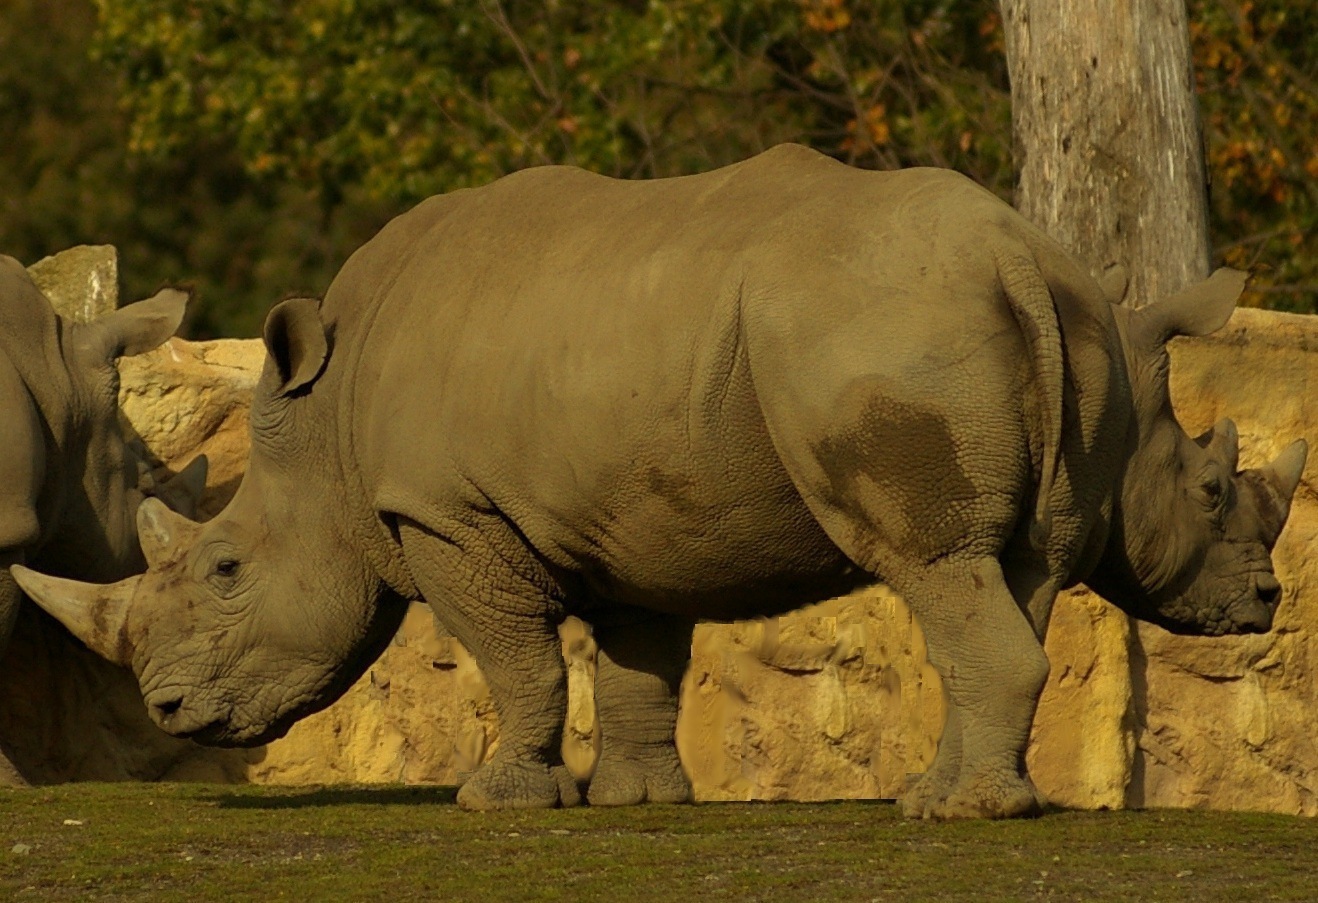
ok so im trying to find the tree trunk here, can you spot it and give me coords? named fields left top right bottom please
left=999, top=0, right=1214, bottom=811
left=1000, top=0, right=1212, bottom=304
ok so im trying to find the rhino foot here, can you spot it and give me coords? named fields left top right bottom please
left=588, top=751, right=692, bottom=806
left=457, top=760, right=582, bottom=811
left=900, top=769, right=954, bottom=819
left=926, top=769, right=1042, bottom=820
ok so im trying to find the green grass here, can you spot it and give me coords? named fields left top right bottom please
left=0, top=783, right=1314, bottom=902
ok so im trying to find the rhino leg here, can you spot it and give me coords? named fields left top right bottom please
left=0, top=559, right=29, bottom=785
left=903, top=700, right=962, bottom=817
left=893, top=556, right=1048, bottom=820
left=588, top=610, right=694, bottom=807
left=399, top=519, right=581, bottom=811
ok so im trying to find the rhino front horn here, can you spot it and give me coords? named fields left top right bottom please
left=10, top=566, right=138, bottom=667
left=1255, top=439, right=1308, bottom=546
left=1267, top=439, right=1308, bottom=504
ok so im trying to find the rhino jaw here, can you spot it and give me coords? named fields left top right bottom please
left=11, top=566, right=138, bottom=667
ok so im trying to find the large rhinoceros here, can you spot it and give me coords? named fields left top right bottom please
left=14, top=145, right=1307, bottom=818
left=0, top=254, right=206, bottom=781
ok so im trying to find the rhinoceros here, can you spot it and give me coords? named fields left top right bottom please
left=14, top=145, right=1307, bottom=818
left=0, top=254, right=206, bottom=781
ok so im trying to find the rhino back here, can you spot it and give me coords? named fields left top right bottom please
left=332, top=147, right=1121, bottom=614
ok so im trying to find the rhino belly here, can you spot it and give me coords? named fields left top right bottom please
left=568, top=462, right=867, bottom=621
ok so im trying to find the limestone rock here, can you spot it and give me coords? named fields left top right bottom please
left=26, top=246, right=119, bottom=324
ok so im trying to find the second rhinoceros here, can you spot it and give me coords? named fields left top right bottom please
left=14, top=145, right=1307, bottom=818
left=0, top=254, right=206, bottom=782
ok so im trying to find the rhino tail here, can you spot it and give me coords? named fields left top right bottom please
left=995, top=248, right=1064, bottom=551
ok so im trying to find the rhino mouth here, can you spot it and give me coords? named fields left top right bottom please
left=143, top=689, right=284, bottom=748
left=1149, top=578, right=1279, bottom=637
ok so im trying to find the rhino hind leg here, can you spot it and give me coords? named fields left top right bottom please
left=891, top=556, right=1048, bottom=820
left=587, top=609, right=694, bottom=807
left=398, top=519, right=581, bottom=811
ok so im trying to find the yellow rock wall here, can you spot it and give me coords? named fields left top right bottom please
left=0, top=308, right=1312, bottom=815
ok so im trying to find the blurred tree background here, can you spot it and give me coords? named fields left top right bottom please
left=0, top=0, right=1312, bottom=337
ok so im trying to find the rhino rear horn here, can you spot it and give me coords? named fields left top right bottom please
left=152, top=455, right=209, bottom=520
left=138, top=497, right=201, bottom=570
left=1195, top=418, right=1240, bottom=473
left=11, top=566, right=138, bottom=667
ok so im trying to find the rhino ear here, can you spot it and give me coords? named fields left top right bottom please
left=1099, top=263, right=1130, bottom=305
left=263, top=297, right=328, bottom=398
left=1130, top=268, right=1246, bottom=349
left=79, top=287, right=189, bottom=362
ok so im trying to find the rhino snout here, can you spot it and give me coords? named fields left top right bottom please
left=1231, top=574, right=1282, bottom=634
left=145, top=688, right=224, bottom=739
left=1255, top=573, right=1281, bottom=609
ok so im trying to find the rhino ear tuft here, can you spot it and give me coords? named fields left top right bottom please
left=263, top=297, right=328, bottom=398
left=1131, top=268, right=1247, bottom=349
left=78, top=287, right=189, bottom=362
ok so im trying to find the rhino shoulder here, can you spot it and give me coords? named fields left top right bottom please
left=0, top=355, right=44, bottom=551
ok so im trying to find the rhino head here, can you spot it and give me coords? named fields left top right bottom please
left=12, top=297, right=405, bottom=746
left=1087, top=268, right=1307, bottom=635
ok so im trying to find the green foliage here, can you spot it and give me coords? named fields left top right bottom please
left=0, top=0, right=1312, bottom=333
left=1191, top=0, right=1318, bottom=310
left=0, top=0, right=392, bottom=338
left=92, top=0, right=1012, bottom=200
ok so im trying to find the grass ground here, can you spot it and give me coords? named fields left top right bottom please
left=1, top=783, right=1314, bottom=902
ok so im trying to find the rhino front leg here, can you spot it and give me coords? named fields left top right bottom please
left=398, top=519, right=581, bottom=811
left=0, top=555, right=28, bottom=786
left=894, top=556, right=1049, bottom=819
left=588, top=610, right=695, bottom=806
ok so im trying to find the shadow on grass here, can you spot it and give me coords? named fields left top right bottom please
left=206, top=784, right=461, bottom=809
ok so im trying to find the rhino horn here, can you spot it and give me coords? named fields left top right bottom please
left=1265, top=439, right=1308, bottom=504
left=11, top=566, right=138, bottom=667
left=152, top=455, right=209, bottom=520
left=138, top=497, right=201, bottom=570
left=1258, top=439, right=1308, bottom=545
left=1195, top=418, right=1240, bottom=472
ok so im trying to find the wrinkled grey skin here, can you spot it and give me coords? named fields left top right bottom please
left=15, top=146, right=1307, bottom=818
left=0, top=254, right=206, bottom=781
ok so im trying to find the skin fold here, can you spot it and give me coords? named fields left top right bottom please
left=14, top=146, right=1307, bottom=818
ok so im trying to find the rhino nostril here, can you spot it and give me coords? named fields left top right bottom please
left=1256, top=575, right=1282, bottom=606
left=153, top=695, right=184, bottom=719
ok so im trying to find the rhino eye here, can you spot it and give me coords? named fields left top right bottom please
left=214, top=559, right=240, bottom=578
left=1197, top=473, right=1227, bottom=511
